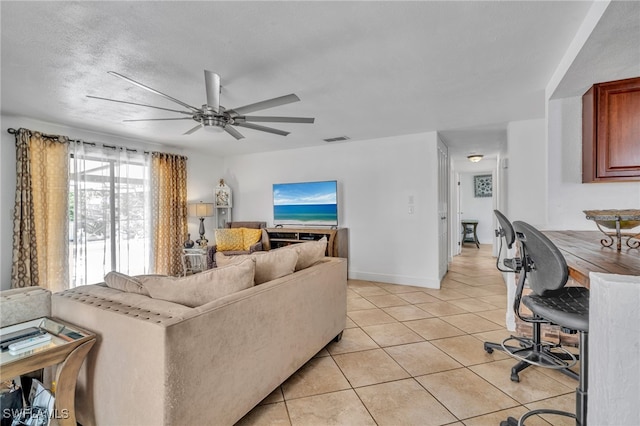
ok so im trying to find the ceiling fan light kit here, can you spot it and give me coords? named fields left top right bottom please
left=88, top=70, right=315, bottom=140
left=203, top=123, right=225, bottom=133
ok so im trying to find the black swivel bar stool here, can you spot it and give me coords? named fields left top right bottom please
left=484, top=210, right=579, bottom=383
left=502, top=221, right=589, bottom=426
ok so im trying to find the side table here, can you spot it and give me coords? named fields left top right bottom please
left=0, top=317, right=96, bottom=426
left=181, top=247, right=208, bottom=276
left=461, top=220, right=480, bottom=248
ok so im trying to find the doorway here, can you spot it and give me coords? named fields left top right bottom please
left=450, top=159, right=498, bottom=258
left=459, top=172, right=494, bottom=248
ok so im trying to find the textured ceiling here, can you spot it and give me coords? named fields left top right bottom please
left=1, top=1, right=622, bottom=158
left=551, top=0, right=640, bottom=99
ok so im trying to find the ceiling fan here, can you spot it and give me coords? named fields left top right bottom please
left=87, top=70, right=315, bottom=140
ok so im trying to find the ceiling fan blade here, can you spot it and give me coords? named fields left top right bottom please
left=107, top=71, right=200, bottom=112
left=204, top=70, right=220, bottom=113
left=183, top=125, right=202, bottom=135
left=224, top=126, right=245, bottom=140
left=123, top=117, right=193, bottom=122
left=86, top=95, right=193, bottom=115
left=229, top=94, right=300, bottom=116
left=235, top=122, right=290, bottom=136
left=236, top=116, right=315, bottom=124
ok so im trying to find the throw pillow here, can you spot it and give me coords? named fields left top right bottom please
left=215, top=228, right=244, bottom=251
left=278, top=237, right=327, bottom=271
left=104, top=271, right=151, bottom=296
left=138, top=258, right=255, bottom=307
left=242, top=228, right=263, bottom=251
left=216, top=248, right=298, bottom=285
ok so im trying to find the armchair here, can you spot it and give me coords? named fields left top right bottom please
left=1, top=287, right=51, bottom=328
left=1, top=286, right=52, bottom=394
left=207, top=221, right=268, bottom=268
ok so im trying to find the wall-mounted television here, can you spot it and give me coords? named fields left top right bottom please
left=273, top=180, right=338, bottom=226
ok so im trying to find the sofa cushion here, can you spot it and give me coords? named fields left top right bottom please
left=278, top=237, right=328, bottom=271
left=215, top=228, right=245, bottom=251
left=138, top=258, right=255, bottom=307
left=104, top=271, right=151, bottom=296
left=242, top=228, right=263, bottom=250
left=216, top=248, right=298, bottom=285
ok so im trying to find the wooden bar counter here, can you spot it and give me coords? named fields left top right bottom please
left=543, top=230, right=640, bottom=288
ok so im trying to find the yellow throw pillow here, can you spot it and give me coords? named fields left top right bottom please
left=242, top=228, right=263, bottom=251
left=215, top=228, right=244, bottom=251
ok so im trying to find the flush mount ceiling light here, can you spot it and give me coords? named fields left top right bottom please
left=467, top=154, right=483, bottom=163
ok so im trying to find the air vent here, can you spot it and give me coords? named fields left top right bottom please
left=323, top=136, right=350, bottom=142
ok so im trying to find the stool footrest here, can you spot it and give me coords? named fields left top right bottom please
left=501, top=336, right=578, bottom=370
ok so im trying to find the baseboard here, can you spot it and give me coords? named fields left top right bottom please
left=348, top=270, right=441, bottom=289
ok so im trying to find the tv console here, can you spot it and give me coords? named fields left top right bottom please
left=265, top=227, right=348, bottom=260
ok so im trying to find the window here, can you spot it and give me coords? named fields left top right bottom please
left=68, top=145, right=150, bottom=287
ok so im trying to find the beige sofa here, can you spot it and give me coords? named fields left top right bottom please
left=51, top=256, right=347, bottom=426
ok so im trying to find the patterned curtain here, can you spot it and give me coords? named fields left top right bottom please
left=150, top=152, right=188, bottom=276
left=12, top=129, right=70, bottom=291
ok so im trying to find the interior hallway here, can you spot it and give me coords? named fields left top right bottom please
left=238, top=245, right=576, bottom=425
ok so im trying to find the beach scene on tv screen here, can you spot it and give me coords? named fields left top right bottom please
left=273, top=181, right=338, bottom=226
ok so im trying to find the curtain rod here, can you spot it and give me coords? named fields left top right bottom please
left=6, top=127, right=186, bottom=159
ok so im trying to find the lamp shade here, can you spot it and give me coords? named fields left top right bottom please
left=188, top=202, right=215, bottom=218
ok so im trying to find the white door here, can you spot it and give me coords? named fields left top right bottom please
left=437, top=138, right=449, bottom=280
left=455, top=172, right=462, bottom=256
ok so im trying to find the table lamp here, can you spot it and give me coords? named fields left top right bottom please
left=188, top=201, right=215, bottom=248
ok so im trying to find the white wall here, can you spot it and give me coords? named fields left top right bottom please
left=0, top=118, right=13, bottom=292
left=459, top=172, right=494, bottom=245
left=0, top=115, right=223, bottom=290
left=223, top=132, right=442, bottom=288
left=186, top=154, right=225, bottom=243
left=546, top=97, right=640, bottom=230
left=507, top=119, right=547, bottom=227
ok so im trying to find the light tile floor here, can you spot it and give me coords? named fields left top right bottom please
left=237, top=245, right=577, bottom=425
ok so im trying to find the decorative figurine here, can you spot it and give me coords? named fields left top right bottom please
left=215, top=179, right=232, bottom=207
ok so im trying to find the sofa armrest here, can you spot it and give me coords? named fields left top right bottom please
left=261, top=228, right=271, bottom=251
left=207, top=245, right=217, bottom=269
left=0, top=287, right=51, bottom=328
left=248, top=242, right=263, bottom=253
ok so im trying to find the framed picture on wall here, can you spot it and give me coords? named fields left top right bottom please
left=474, top=174, right=492, bottom=197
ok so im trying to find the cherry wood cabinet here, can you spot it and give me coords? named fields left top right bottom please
left=582, top=76, right=640, bottom=182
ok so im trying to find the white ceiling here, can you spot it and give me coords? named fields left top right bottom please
left=1, top=1, right=635, bottom=159
left=552, top=0, right=640, bottom=100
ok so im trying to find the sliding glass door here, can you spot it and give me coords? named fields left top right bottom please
left=68, top=145, right=150, bottom=287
